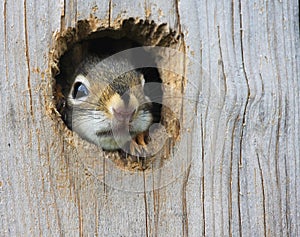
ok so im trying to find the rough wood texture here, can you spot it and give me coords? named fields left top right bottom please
left=0, top=0, right=299, bottom=236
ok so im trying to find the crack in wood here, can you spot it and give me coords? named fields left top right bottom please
left=256, top=153, right=267, bottom=237
left=23, top=0, right=34, bottom=120
left=4, top=0, right=8, bottom=80
left=182, top=163, right=191, bottom=237
left=143, top=171, right=149, bottom=237
left=238, top=1, right=250, bottom=236
left=200, top=116, right=206, bottom=237
left=108, top=0, right=112, bottom=27
left=61, top=0, right=66, bottom=30
left=152, top=184, right=160, bottom=237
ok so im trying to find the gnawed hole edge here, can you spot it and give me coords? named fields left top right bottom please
left=48, top=17, right=184, bottom=171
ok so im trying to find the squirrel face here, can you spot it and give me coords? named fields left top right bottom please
left=65, top=56, right=153, bottom=151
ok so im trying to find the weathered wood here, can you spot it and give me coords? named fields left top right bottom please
left=0, top=0, right=299, bottom=236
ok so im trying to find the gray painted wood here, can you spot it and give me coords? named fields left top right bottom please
left=0, top=0, right=299, bottom=236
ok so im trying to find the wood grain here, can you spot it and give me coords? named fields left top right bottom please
left=0, top=0, right=299, bottom=236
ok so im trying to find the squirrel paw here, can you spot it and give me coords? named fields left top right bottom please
left=129, top=132, right=149, bottom=157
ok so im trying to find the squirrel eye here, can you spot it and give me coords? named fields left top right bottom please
left=72, top=82, right=89, bottom=99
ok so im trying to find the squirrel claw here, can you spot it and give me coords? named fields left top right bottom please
left=136, top=132, right=148, bottom=147
left=129, top=132, right=149, bottom=157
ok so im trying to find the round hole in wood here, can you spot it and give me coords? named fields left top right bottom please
left=49, top=17, right=184, bottom=171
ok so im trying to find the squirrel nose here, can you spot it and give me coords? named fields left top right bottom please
left=112, top=107, right=136, bottom=122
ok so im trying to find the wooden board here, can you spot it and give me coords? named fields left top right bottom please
left=0, top=0, right=299, bottom=236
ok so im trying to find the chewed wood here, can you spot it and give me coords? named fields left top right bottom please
left=0, top=0, right=299, bottom=236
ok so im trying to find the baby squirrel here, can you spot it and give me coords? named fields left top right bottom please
left=63, top=55, right=153, bottom=154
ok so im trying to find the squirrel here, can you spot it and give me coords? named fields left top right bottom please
left=62, top=55, right=153, bottom=155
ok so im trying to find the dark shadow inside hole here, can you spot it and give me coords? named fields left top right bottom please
left=55, top=33, right=163, bottom=126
